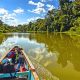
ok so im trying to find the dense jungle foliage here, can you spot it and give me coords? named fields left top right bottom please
left=0, top=0, right=80, bottom=33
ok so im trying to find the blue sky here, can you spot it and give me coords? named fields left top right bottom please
left=0, top=0, right=59, bottom=26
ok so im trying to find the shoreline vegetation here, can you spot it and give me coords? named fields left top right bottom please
left=0, top=0, right=80, bottom=34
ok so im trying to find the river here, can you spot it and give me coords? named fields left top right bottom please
left=0, top=33, right=80, bottom=80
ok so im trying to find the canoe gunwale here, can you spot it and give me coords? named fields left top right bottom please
left=21, top=50, right=39, bottom=80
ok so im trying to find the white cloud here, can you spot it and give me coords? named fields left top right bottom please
left=6, top=19, right=18, bottom=26
left=0, top=13, right=17, bottom=26
left=40, top=0, right=46, bottom=2
left=37, top=2, right=44, bottom=8
left=0, top=8, right=17, bottom=26
left=40, top=0, right=53, bottom=2
left=11, top=17, right=41, bottom=26
left=13, top=8, right=24, bottom=14
left=0, top=8, right=8, bottom=15
left=28, top=0, right=44, bottom=8
left=46, top=4, right=55, bottom=10
left=0, top=8, right=25, bottom=26
left=26, top=17, right=40, bottom=23
left=28, top=0, right=36, bottom=5
left=2, top=13, right=16, bottom=21
left=28, top=7, right=45, bottom=14
left=28, top=0, right=45, bottom=14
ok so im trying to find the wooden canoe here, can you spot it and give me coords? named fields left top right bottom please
left=0, top=46, right=39, bottom=80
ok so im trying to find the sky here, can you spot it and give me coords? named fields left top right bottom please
left=0, top=0, right=59, bottom=26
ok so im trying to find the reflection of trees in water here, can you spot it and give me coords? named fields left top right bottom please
left=0, top=34, right=9, bottom=44
left=0, top=33, right=16, bottom=44
left=0, top=34, right=10, bottom=57
left=31, top=33, right=80, bottom=72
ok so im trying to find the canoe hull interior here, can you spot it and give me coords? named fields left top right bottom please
left=0, top=46, right=39, bottom=80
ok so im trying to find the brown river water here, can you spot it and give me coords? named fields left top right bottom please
left=0, top=33, right=80, bottom=80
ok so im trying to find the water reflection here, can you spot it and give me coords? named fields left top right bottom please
left=30, top=33, right=80, bottom=80
left=32, top=33, right=80, bottom=68
left=0, top=33, right=80, bottom=80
